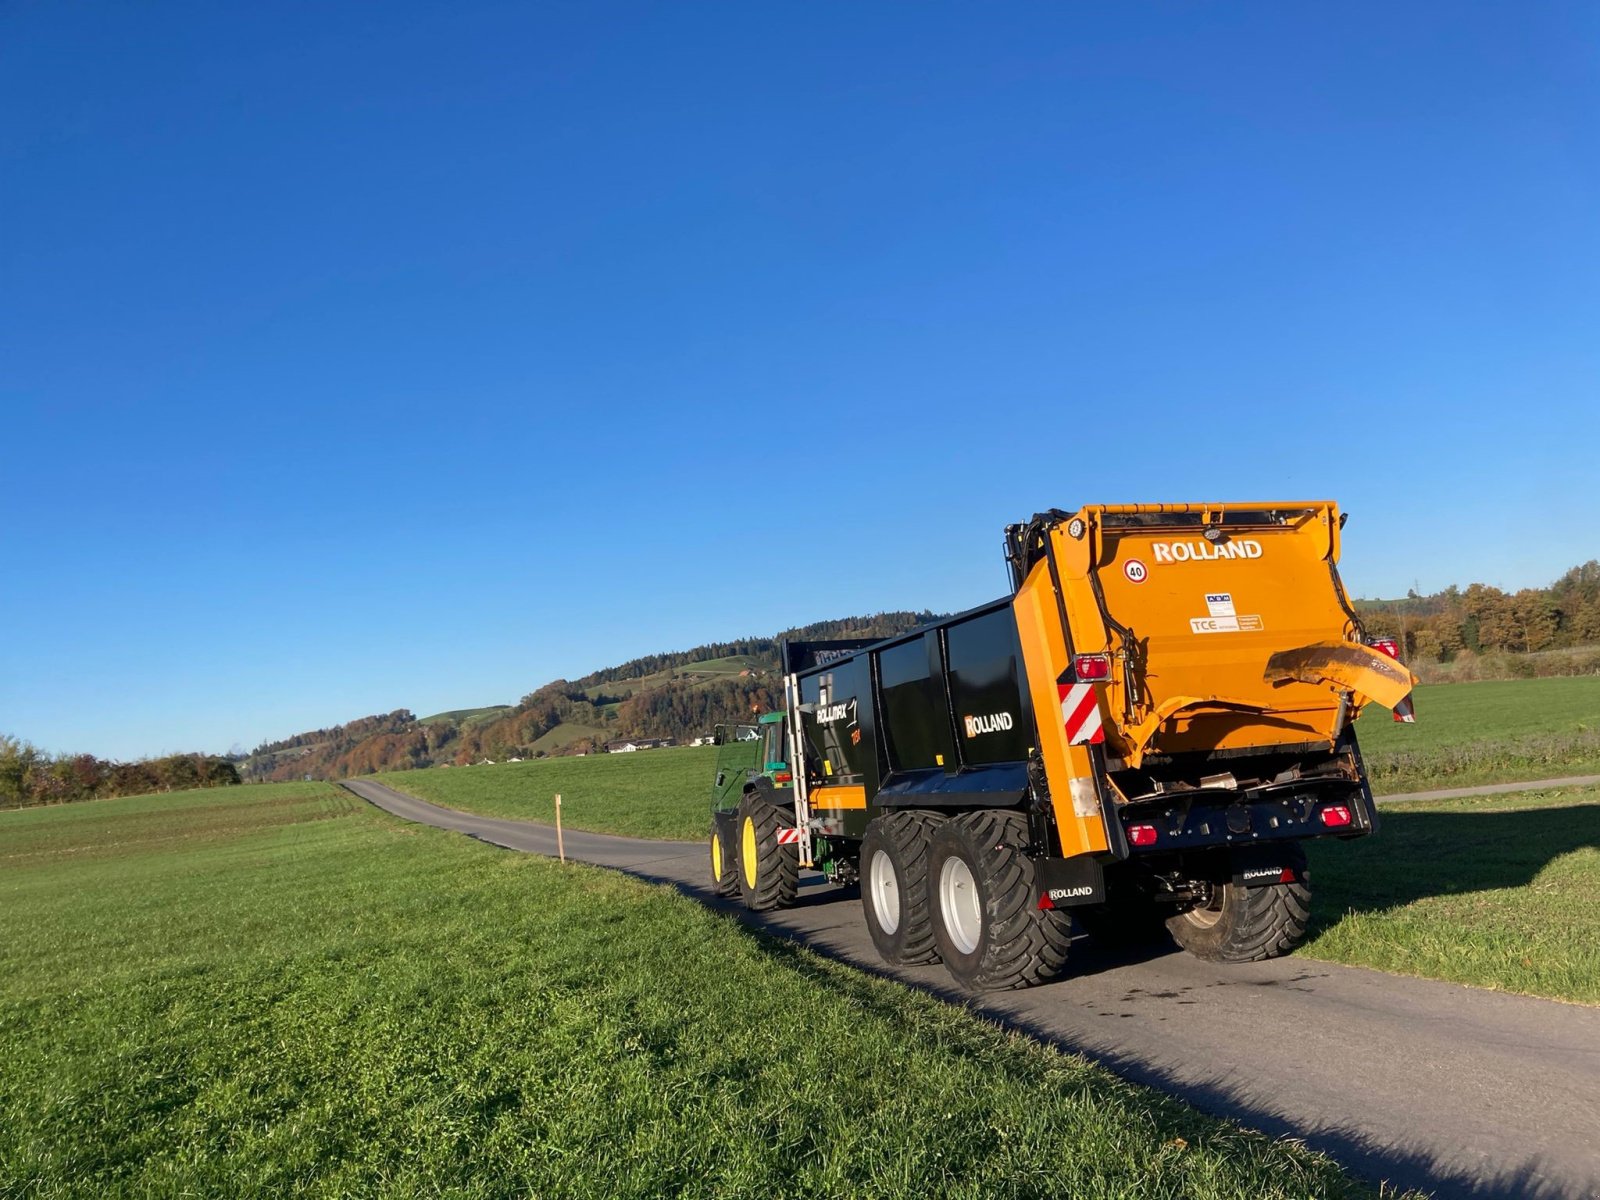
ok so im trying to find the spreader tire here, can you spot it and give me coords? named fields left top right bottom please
left=860, top=811, right=946, bottom=966
left=736, top=792, right=798, bottom=912
left=927, top=810, right=1071, bottom=991
left=1166, top=850, right=1311, bottom=963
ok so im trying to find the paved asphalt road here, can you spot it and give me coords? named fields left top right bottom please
left=342, top=778, right=1600, bottom=1200
left=1377, top=774, right=1600, bottom=803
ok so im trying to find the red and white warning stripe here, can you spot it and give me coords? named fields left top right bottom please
left=776, top=827, right=803, bottom=846
left=1059, top=682, right=1104, bottom=746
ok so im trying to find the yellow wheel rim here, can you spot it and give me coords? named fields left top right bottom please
left=711, top=832, right=723, bottom=883
left=742, top=816, right=759, bottom=890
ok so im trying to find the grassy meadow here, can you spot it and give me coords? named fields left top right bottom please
left=1356, top=676, right=1600, bottom=792
left=0, top=784, right=1403, bottom=1199
left=375, top=745, right=716, bottom=840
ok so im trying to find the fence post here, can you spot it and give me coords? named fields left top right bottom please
left=554, top=793, right=565, bottom=863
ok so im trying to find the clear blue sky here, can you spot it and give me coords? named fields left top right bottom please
left=4, top=3, right=1597, bottom=760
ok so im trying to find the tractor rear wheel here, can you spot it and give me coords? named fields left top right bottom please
left=926, top=810, right=1071, bottom=991
left=860, top=810, right=945, bottom=966
left=736, top=792, right=798, bottom=912
left=1165, top=850, right=1311, bottom=963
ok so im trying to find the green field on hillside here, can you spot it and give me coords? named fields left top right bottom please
left=376, top=746, right=717, bottom=840
left=1304, top=786, right=1600, bottom=1004
left=418, top=706, right=511, bottom=728
left=1357, top=676, right=1600, bottom=792
left=0, top=786, right=1398, bottom=1199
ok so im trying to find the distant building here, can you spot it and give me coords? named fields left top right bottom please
left=605, top=738, right=674, bottom=754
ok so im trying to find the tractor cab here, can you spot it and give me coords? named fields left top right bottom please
left=709, top=712, right=790, bottom=814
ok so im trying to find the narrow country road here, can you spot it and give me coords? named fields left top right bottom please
left=342, top=778, right=1600, bottom=1200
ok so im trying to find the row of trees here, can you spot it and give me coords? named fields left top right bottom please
left=0, top=734, right=240, bottom=809
left=1361, top=561, right=1600, bottom=661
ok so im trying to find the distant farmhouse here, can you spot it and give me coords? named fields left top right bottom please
left=605, top=738, right=675, bottom=754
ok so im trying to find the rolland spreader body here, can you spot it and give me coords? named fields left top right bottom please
left=708, top=502, right=1416, bottom=990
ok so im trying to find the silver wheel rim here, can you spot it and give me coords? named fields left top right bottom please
left=869, top=849, right=900, bottom=935
left=1183, top=883, right=1225, bottom=928
left=939, top=855, right=982, bottom=955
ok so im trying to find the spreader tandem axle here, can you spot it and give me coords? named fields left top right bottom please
left=708, top=502, right=1416, bottom=991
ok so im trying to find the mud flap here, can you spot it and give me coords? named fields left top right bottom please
left=1230, top=844, right=1307, bottom=888
left=1036, top=855, right=1106, bottom=908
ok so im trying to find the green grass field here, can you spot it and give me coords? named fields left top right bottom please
left=0, top=785, right=1400, bottom=1199
left=418, top=705, right=511, bottom=728
left=1301, top=786, right=1600, bottom=1004
left=1357, top=676, right=1600, bottom=793
left=375, top=745, right=717, bottom=840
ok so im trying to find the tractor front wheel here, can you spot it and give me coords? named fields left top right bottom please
left=708, top=819, right=738, bottom=897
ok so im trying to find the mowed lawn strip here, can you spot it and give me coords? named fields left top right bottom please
left=0, top=785, right=1408, bottom=1199
left=375, top=745, right=716, bottom=840
left=1359, top=676, right=1600, bottom=794
left=1302, top=786, right=1600, bottom=1005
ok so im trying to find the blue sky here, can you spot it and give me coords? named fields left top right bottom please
left=4, top=3, right=1597, bottom=759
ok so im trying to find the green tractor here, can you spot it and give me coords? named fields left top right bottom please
left=707, top=712, right=798, bottom=910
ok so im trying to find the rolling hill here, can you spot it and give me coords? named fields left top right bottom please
left=239, top=611, right=938, bottom=782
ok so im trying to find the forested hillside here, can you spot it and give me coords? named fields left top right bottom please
left=239, top=611, right=939, bottom=782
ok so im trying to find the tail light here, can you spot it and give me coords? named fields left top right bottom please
left=1368, top=637, right=1400, bottom=659
left=774, top=770, right=793, bottom=784
left=1127, top=824, right=1158, bottom=847
left=1319, top=804, right=1353, bottom=828
left=1074, top=653, right=1112, bottom=682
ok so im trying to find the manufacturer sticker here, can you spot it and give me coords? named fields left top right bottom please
left=1189, top=614, right=1264, bottom=634
left=1205, top=593, right=1236, bottom=617
left=1123, top=558, right=1148, bottom=584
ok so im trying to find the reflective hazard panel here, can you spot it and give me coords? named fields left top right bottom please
left=1059, top=682, right=1105, bottom=745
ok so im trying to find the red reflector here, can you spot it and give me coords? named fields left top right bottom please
left=1127, top=824, right=1158, bottom=847
left=1319, top=805, right=1353, bottom=828
left=774, top=771, right=793, bottom=784
left=1037, top=892, right=1055, bottom=910
left=1368, top=638, right=1400, bottom=660
left=1074, top=654, right=1112, bottom=681
left=1279, top=868, right=1297, bottom=883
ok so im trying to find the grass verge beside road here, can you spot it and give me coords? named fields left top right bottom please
left=375, top=745, right=715, bottom=840
left=1302, top=787, right=1600, bottom=1004
left=0, top=784, right=1400, bottom=1199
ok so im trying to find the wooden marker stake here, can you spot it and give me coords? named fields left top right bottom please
left=554, top=793, right=565, bottom=863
